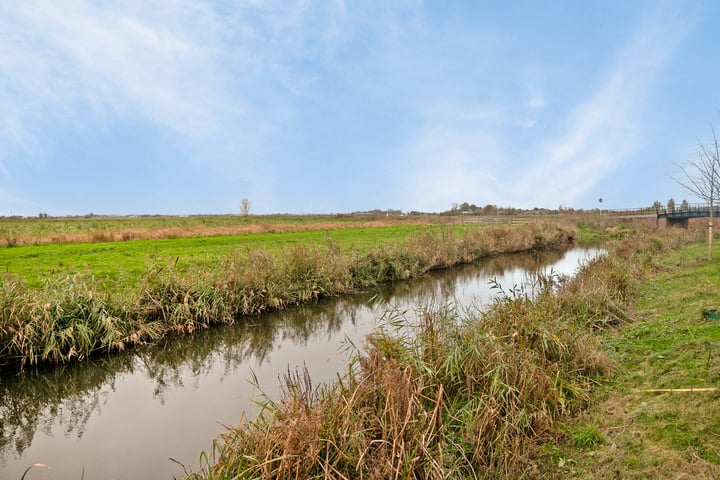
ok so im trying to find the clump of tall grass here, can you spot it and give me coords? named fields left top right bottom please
left=0, top=274, right=163, bottom=368
left=557, top=226, right=696, bottom=332
left=188, top=276, right=614, bottom=479
left=350, top=222, right=575, bottom=287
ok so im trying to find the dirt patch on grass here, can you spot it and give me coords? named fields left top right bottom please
left=570, top=391, right=720, bottom=479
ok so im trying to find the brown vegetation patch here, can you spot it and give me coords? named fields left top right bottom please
left=1, top=219, right=428, bottom=247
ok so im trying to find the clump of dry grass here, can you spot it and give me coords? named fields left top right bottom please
left=350, top=222, right=575, bottom=286
left=557, top=226, right=697, bottom=334
left=188, top=244, right=642, bottom=479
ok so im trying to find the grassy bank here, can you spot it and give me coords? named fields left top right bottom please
left=538, top=235, right=720, bottom=478
left=0, top=222, right=574, bottom=370
left=185, top=223, right=681, bottom=479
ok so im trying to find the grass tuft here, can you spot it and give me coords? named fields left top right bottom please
left=568, top=424, right=605, bottom=449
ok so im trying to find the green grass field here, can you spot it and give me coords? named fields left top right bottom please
left=0, top=224, right=449, bottom=290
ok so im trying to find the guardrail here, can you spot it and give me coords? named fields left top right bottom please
left=605, top=203, right=718, bottom=217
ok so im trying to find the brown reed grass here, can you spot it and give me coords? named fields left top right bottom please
left=0, top=219, right=425, bottom=247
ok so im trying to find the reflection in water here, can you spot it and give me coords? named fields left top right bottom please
left=0, top=247, right=602, bottom=479
left=0, top=359, right=115, bottom=457
left=0, top=292, right=375, bottom=460
left=375, top=248, right=568, bottom=305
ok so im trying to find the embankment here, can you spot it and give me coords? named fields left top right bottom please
left=0, top=222, right=573, bottom=370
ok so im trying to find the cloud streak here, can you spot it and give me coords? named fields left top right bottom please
left=515, top=6, right=692, bottom=207
left=0, top=1, right=278, bottom=179
left=0, top=1, right=425, bottom=189
left=391, top=3, right=693, bottom=211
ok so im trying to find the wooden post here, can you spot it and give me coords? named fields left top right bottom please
left=708, top=201, right=715, bottom=261
left=710, top=221, right=714, bottom=260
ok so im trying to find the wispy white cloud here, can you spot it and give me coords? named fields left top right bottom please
left=525, top=91, right=546, bottom=110
left=0, top=1, right=702, bottom=214
left=391, top=3, right=693, bottom=211
left=389, top=105, right=503, bottom=211
left=0, top=1, right=288, bottom=179
left=512, top=5, right=692, bottom=207
left=0, top=1, right=426, bottom=179
left=419, top=103, right=503, bottom=124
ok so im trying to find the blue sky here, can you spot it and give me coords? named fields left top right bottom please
left=0, top=1, right=718, bottom=216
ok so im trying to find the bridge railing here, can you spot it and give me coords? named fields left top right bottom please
left=657, top=203, right=720, bottom=215
left=603, top=207, right=662, bottom=216
left=605, top=203, right=720, bottom=216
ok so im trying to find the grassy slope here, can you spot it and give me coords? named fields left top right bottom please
left=542, top=239, right=720, bottom=479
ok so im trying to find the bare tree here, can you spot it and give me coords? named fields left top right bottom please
left=240, top=198, right=251, bottom=216
left=674, top=127, right=720, bottom=259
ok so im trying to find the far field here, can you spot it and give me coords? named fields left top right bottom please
left=0, top=214, right=579, bottom=370
left=0, top=214, right=444, bottom=246
left=0, top=215, right=456, bottom=289
left=0, top=224, right=435, bottom=289
left=0, top=213, right=626, bottom=291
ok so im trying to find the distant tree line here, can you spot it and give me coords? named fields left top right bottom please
left=440, top=202, right=570, bottom=216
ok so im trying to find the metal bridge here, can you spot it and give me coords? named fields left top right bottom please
left=656, top=204, right=720, bottom=227
left=606, top=203, right=719, bottom=227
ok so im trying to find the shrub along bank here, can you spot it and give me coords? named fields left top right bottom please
left=0, top=222, right=573, bottom=370
left=185, top=226, right=693, bottom=479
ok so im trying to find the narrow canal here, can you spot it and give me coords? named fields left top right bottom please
left=0, top=247, right=603, bottom=479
